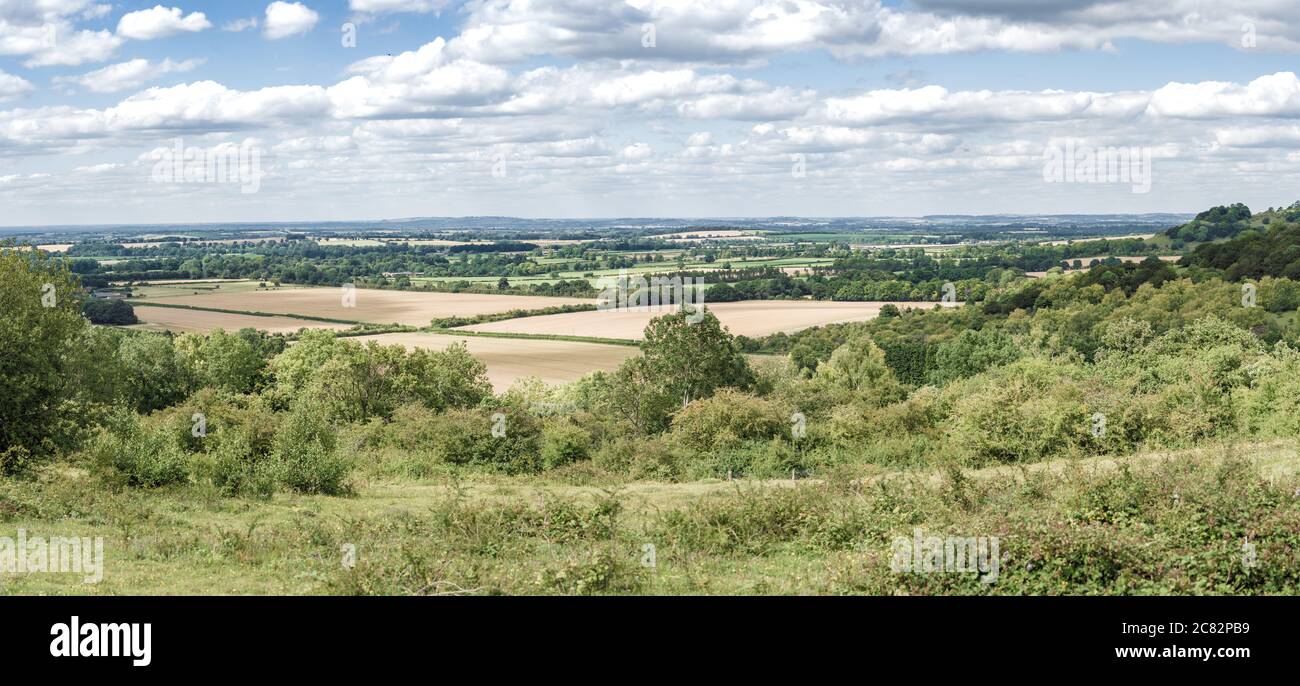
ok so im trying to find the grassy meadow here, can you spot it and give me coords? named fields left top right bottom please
left=5, top=440, right=1297, bottom=595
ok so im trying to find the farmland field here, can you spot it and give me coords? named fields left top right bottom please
left=412, top=256, right=834, bottom=288
left=130, top=287, right=595, bottom=326
left=650, top=230, right=764, bottom=241
left=460, top=300, right=959, bottom=339
left=130, top=305, right=352, bottom=334
left=350, top=332, right=637, bottom=391
left=1024, top=255, right=1181, bottom=277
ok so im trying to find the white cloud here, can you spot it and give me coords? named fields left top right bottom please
left=73, top=162, right=123, bottom=173
left=1149, top=72, right=1300, bottom=119
left=223, top=17, right=259, bottom=32
left=55, top=57, right=204, bottom=93
left=328, top=38, right=512, bottom=117
left=116, top=5, right=212, bottom=40
left=347, top=0, right=450, bottom=13
left=0, top=21, right=123, bottom=67
left=104, top=80, right=331, bottom=129
left=0, top=68, right=32, bottom=100
left=264, top=1, right=319, bottom=40
left=7, top=3, right=1300, bottom=223
left=439, top=0, right=1300, bottom=65
left=1213, top=125, right=1300, bottom=148
left=677, top=88, right=817, bottom=121
left=821, top=85, right=1147, bottom=126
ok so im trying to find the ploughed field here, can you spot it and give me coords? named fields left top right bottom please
left=460, top=300, right=960, bottom=340
left=129, top=286, right=595, bottom=326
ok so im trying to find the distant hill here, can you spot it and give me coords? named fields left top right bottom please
left=1161, top=203, right=1254, bottom=244
left=1178, top=202, right=1300, bottom=280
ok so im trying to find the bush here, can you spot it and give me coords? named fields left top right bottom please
left=943, top=358, right=1094, bottom=465
left=88, top=414, right=189, bottom=488
left=814, top=335, right=907, bottom=406
left=927, top=328, right=1022, bottom=386
left=669, top=389, right=789, bottom=452
left=540, top=421, right=593, bottom=470
left=82, top=298, right=137, bottom=325
left=591, top=435, right=683, bottom=480
left=420, top=408, right=543, bottom=475
left=198, top=428, right=277, bottom=498
left=271, top=403, right=352, bottom=495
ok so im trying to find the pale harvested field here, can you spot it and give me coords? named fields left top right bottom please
left=1025, top=255, right=1181, bottom=278
left=653, top=230, right=763, bottom=242
left=1067, top=254, right=1180, bottom=264
left=130, top=306, right=351, bottom=334
left=115, top=238, right=283, bottom=248
left=383, top=238, right=489, bottom=247
left=462, top=300, right=959, bottom=340
left=132, top=287, right=595, bottom=326
left=317, top=237, right=385, bottom=247
left=386, top=238, right=585, bottom=247
left=1041, top=233, right=1156, bottom=246
left=350, top=332, right=637, bottom=391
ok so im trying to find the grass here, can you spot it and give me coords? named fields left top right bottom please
left=3, top=439, right=1298, bottom=595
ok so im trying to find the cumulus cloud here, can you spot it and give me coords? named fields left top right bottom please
left=820, top=85, right=1148, bottom=126
left=5, top=3, right=1300, bottom=222
left=1213, top=125, right=1300, bottom=148
left=223, top=17, right=259, bottom=32
left=0, top=20, right=123, bottom=67
left=116, top=5, right=212, bottom=40
left=0, top=68, right=32, bottom=100
left=55, top=57, right=204, bottom=93
left=347, top=0, right=452, bottom=13
left=433, top=0, right=1300, bottom=65
left=1148, top=72, right=1300, bottom=119
left=264, top=1, right=319, bottom=40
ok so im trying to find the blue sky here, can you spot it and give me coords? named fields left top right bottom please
left=1, top=1, right=1299, bottom=225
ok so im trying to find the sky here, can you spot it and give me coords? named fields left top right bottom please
left=1, top=0, right=1299, bottom=226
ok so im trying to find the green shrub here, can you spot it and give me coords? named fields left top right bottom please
left=271, top=402, right=352, bottom=495
left=88, top=414, right=189, bottom=488
left=199, top=429, right=277, bottom=498
left=540, top=421, right=593, bottom=470
left=944, top=357, right=1093, bottom=465
left=669, top=389, right=788, bottom=452
left=421, top=408, right=543, bottom=475
left=591, top=435, right=682, bottom=480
